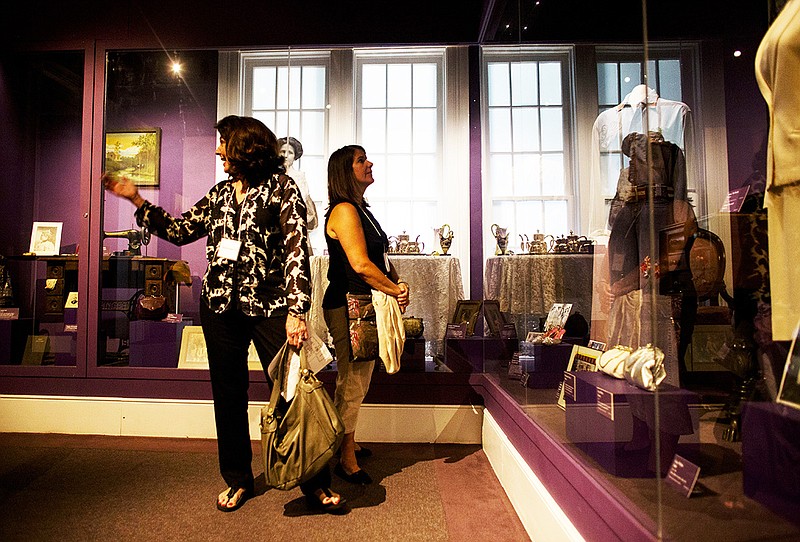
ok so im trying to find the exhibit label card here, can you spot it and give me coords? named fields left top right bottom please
left=596, top=386, right=614, bottom=420
left=445, top=323, right=467, bottom=339
left=0, top=307, right=19, bottom=320
left=666, top=454, right=701, bottom=498
left=563, top=373, right=576, bottom=402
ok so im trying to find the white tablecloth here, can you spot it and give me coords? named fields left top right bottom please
left=309, top=255, right=464, bottom=351
left=484, top=254, right=595, bottom=332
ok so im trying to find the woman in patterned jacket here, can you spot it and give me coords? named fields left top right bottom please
left=103, top=116, right=346, bottom=514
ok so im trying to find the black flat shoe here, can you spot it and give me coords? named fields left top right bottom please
left=334, top=462, right=373, bottom=485
left=306, top=488, right=349, bottom=515
left=354, top=446, right=373, bottom=459
left=216, top=486, right=251, bottom=512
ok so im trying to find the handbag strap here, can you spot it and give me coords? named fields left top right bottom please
left=266, top=343, right=290, bottom=417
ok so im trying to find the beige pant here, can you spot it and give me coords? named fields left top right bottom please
left=324, top=306, right=375, bottom=433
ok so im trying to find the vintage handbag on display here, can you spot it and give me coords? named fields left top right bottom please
left=346, top=292, right=379, bottom=362
left=261, top=342, right=344, bottom=491
left=135, top=293, right=168, bottom=320
left=596, top=345, right=633, bottom=379
left=624, top=344, right=666, bottom=391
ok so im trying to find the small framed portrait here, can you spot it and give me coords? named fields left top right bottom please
left=482, top=299, right=505, bottom=337
left=451, top=300, right=482, bottom=337
left=178, top=325, right=263, bottom=371
left=29, top=222, right=63, bottom=256
left=105, top=129, right=162, bottom=187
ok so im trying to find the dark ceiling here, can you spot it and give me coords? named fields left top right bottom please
left=3, top=0, right=770, bottom=49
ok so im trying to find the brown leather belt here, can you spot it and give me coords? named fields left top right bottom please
left=625, top=185, right=674, bottom=202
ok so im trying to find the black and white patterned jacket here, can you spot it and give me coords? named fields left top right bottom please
left=134, top=173, right=311, bottom=318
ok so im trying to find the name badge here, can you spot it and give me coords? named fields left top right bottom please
left=384, top=252, right=390, bottom=269
left=218, top=237, right=242, bottom=261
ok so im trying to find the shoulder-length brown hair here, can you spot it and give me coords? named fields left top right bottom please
left=327, top=144, right=366, bottom=208
left=216, top=116, right=283, bottom=185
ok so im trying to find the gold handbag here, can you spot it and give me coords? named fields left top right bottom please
left=596, top=345, right=633, bottom=379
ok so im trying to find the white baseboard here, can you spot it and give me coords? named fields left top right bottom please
left=482, top=410, right=584, bottom=542
left=0, top=395, right=483, bottom=443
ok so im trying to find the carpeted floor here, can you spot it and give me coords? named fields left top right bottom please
left=0, top=433, right=530, bottom=542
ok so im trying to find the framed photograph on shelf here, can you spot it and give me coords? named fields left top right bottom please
left=29, top=222, right=62, bottom=256
left=451, top=300, right=482, bottom=337
left=482, top=300, right=505, bottom=337
left=105, top=129, right=162, bottom=187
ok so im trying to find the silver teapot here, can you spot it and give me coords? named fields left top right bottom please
left=566, top=231, right=588, bottom=253
left=529, top=230, right=553, bottom=254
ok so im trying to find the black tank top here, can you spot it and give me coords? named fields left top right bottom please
left=322, top=203, right=389, bottom=309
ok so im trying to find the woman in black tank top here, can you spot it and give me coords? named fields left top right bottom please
left=323, top=145, right=410, bottom=484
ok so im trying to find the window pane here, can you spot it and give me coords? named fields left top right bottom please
left=539, top=63, right=562, bottom=105
left=253, top=111, right=276, bottom=133
left=362, top=110, right=386, bottom=153
left=516, top=200, right=544, bottom=234
left=386, top=155, right=412, bottom=198
left=300, top=111, right=325, bottom=150
left=540, top=108, right=563, bottom=152
left=362, top=64, right=387, bottom=108
left=412, top=154, right=437, bottom=197
left=511, top=62, right=538, bottom=106
left=387, top=64, right=412, bottom=107
left=620, top=62, right=641, bottom=97
left=488, top=108, right=512, bottom=152
left=302, top=66, right=326, bottom=108
left=544, top=200, right=569, bottom=236
left=597, top=62, right=619, bottom=106
left=252, top=67, right=276, bottom=109
left=288, top=66, right=301, bottom=109
left=413, top=108, right=437, bottom=153
left=488, top=63, right=511, bottom=107
left=512, top=107, right=540, bottom=152
left=382, top=200, right=411, bottom=235
left=658, top=59, right=682, bottom=101
left=387, top=109, right=412, bottom=153
left=541, top=154, right=566, bottom=195
left=514, top=154, right=541, bottom=196
left=490, top=155, right=514, bottom=195
left=276, top=66, right=289, bottom=109
left=410, top=201, right=438, bottom=244
left=413, top=64, right=437, bottom=107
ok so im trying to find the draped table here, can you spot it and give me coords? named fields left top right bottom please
left=484, top=254, right=595, bottom=335
left=309, top=255, right=465, bottom=355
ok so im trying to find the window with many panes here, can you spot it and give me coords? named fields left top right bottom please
left=353, top=49, right=445, bottom=243
left=482, top=47, right=575, bottom=254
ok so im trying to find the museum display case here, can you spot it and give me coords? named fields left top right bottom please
left=2, top=0, right=799, bottom=540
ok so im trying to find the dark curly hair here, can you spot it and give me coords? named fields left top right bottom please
left=215, top=115, right=283, bottom=185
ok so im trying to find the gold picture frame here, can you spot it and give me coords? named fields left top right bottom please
left=451, top=300, right=482, bottom=337
left=177, top=325, right=263, bottom=371
left=105, top=129, right=162, bottom=187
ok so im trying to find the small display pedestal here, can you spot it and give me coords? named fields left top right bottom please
left=742, top=401, right=800, bottom=526
left=519, top=343, right=574, bottom=388
left=129, top=320, right=189, bottom=368
left=565, top=371, right=698, bottom=477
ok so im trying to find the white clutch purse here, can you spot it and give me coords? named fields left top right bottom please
left=623, top=344, right=666, bottom=391
left=596, top=345, right=633, bottom=379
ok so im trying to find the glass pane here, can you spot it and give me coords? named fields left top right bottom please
left=276, top=66, right=289, bottom=110
left=543, top=200, right=568, bottom=236
left=413, top=64, right=437, bottom=107
left=412, top=109, right=437, bottom=153
left=302, top=66, right=326, bottom=108
left=620, top=62, right=642, bottom=97
left=511, top=62, right=538, bottom=106
left=0, top=50, right=84, bottom=367
left=386, top=155, right=412, bottom=198
left=362, top=64, right=387, bottom=108
left=488, top=108, right=512, bottom=152
left=597, top=62, right=619, bottom=106
left=489, top=154, right=514, bottom=195
left=103, top=49, right=219, bottom=369
left=514, top=154, right=541, bottom=196
left=515, top=200, right=544, bottom=235
left=487, top=63, right=511, bottom=107
left=387, top=109, right=412, bottom=153
left=288, top=66, right=301, bottom=109
left=540, top=108, right=564, bottom=152
left=299, top=111, right=325, bottom=152
left=362, top=109, right=387, bottom=153
left=412, top=154, right=437, bottom=197
left=541, top=154, right=565, bottom=195
left=252, top=67, right=276, bottom=109
left=512, top=107, right=540, bottom=152
left=387, top=64, right=412, bottom=107
left=658, top=59, right=682, bottom=101
left=539, top=62, right=562, bottom=105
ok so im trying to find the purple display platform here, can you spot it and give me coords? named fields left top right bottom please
left=444, top=337, right=517, bottom=373
left=742, top=401, right=800, bottom=526
left=519, top=343, right=574, bottom=388
left=129, top=320, right=189, bottom=368
left=565, top=371, right=698, bottom=477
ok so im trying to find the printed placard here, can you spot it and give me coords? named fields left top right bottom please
left=596, top=386, right=614, bottom=421
left=666, top=454, right=701, bottom=498
left=0, top=307, right=20, bottom=320
left=445, top=322, right=467, bottom=339
left=562, top=372, right=577, bottom=402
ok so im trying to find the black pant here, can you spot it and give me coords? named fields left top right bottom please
left=200, top=301, right=331, bottom=495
